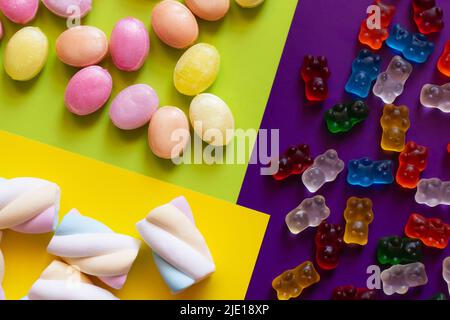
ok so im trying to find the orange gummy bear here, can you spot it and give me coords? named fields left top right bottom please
left=380, top=104, right=410, bottom=152
left=438, top=41, right=450, bottom=77
left=343, top=197, right=374, bottom=246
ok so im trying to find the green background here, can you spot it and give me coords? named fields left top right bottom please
left=0, top=0, right=297, bottom=203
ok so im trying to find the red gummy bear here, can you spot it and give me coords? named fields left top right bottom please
left=300, top=55, right=331, bottom=102
left=315, top=221, right=344, bottom=270
left=447, top=143, right=450, bottom=153
left=396, top=141, right=428, bottom=189
left=359, top=0, right=396, bottom=50
left=405, top=213, right=450, bottom=249
left=438, top=41, right=450, bottom=77
left=332, top=285, right=377, bottom=300
left=272, top=144, right=313, bottom=181
left=412, top=0, right=444, bottom=34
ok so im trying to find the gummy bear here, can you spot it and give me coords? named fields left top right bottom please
left=324, top=101, right=369, bottom=133
left=380, top=104, right=410, bottom=152
left=386, top=24, right=435, bottom=64
left=396, top=141, right=428, bottom=189
left=301, top=55, right=331, bottom=102
left=272, top=144, right=314, bottom=181
left=314, top=221, right=344, bottom=270
left=448, top=143, right=450, bottom=154
left=345, top=49, right=381, bottom=98
left=430, top=292, right=448, bottom=300
left=272, top=261, right=320, bottom=300
left=377, top=236, right=423, bottom=265
left=443, top=257, right=450, bottom=295
left=343, top=197, right=374, bottom=246
left=404, top=213, right=450, bottom=249
left=438, top=41, right=450, bottom=77
left=302, top=149, right=345, bottom=193
left=373, top=56, right=413, bottom=104
left=415, top=178, right=450, bottom=207
left=331, top=285, right=377, bottom=300
left=285, top=196, right=330, bottom=235
left=412, top=0, right=444, bottom=34
left=381, top=262, right=428, bottom=295
left=347, top=157, right=394, bottom=187
left=420, top=83, right=450, bottom=113
left=358, top=0, right=396, bottom=50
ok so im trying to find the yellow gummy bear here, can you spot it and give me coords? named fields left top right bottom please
left=4, top=27, right=49, bottom=81
left=272, top=261, right=320, bottom=300
left=380, top=104, right=410, bottom=152
left=174, top=43, right=220, bottom=96
left=343, top=197, right=374, bottom=246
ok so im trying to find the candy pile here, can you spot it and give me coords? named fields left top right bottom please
left=0, top=177, right=214, bottom=300
left=272, top=0, right=449, bottom=300
left=0, top=0, right=265, bottom=160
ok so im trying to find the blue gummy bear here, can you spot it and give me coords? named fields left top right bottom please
left=345, top=49, right=381, bottom=98
left=347, top=157, right=394, bottom=187
left=386, top=24, right=434, bottom=64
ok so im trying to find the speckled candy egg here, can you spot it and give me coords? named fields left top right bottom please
left=110, top=17, right=150, bottom=72
left=110, top=84, right=159, bottom=130
left=190, top=93, right=234, bottom=146
left=65, top=66, right=113, bottom=116
left=148, top=106, right=190, bottom=160
left=185, top=0, right=229, bottom=21
left=174, top=43, right=220, bottom=96
left=42, top=0, right=92, bottom=18
left=152, top=0, right=198, bottom=49
left=56, top=26, right=108, bottom=67
left=235, top=0, right=264, bottom=8
left=4, top=27, right=48, bottom=81
left=0, top=0, right=39, bottom=24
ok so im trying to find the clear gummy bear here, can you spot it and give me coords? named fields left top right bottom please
left=381, top=262, right=428, bottom=295
left=420, top=83, right=450, bottom=113
left=373, top=56, right=413, bottom=104
left=285, top=195, right=330, bottom=235
left=415, top=178, right=450, bottom=207
left=301, top=149, right=345, bottom=193
left=443, top=257, right=450, bottom=295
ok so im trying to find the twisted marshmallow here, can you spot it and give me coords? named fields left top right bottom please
left=0, top=178, right=60, bottom=234
left=137, top=196, right=215, bottom=293
left=25, top=260, right=118, bottom=300
left=47, top=209, right=140, bottom=290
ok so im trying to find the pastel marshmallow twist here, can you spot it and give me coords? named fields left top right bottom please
left=0, top=232, right=4, bottom=300
left=25, top=261, right=118, bottom=300
left=47, top=209, right=141, bottom=290
left=0, top=178, right=60, bottom=234
left=137, top=196, right=215, bottom=293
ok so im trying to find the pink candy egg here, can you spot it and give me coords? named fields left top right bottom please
left=56, top=26, right=108, bottom=68
left=148, top=106, right=190, bottom=160
left=42, top=0, right=92, bottom=18
left=185, top=0, right=230, bottom=21
left=0, top=0, right=39, bottom=24
left=65, top=66, right=113, bottom=116
left=110, top=17, right=150, bottom=72
left=110, top=84, right=159, bottom=130
left=152, top=0, right=199, bottom=49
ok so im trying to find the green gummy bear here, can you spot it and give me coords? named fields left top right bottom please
left=377, top=236, right=423, bottom=265
left=325, top=101, right=369, bottom=133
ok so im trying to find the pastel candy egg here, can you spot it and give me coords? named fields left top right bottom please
left=42, top=0, right=92, bottom=18
left=65, top=66, right=113, bottom=116
left=174, top=43, right=220, bottom=96
left=0, top=0, right=38, bottom=24
left=56, top=26, right=108, bottom=67
left=110, top=17, right=150, bottom=72
left=185, top=0, right=230, bottom=21
left=152, top=0, right=198, bottom=49
left=4, top=27, right=48, bottom=81
left=190, top=93, right=234, bottom=146
left=110, top=84, right=159, bottom=130
left=235, top=0, right=264, bottom=8
left=148, top=106, right=190, bottom=160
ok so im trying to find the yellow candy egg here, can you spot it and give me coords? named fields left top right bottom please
left=235, top=0, right=265, bottom=8
left=174, top=43, right=220, bottom=96
left=189, top=93, right=235, bottom=146
left=4, top=27, right=48, bottom=81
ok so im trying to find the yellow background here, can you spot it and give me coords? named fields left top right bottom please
left=0, top=131, right=269, bottom=300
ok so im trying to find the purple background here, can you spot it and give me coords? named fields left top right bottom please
left=238, top=0, right=450, bottom=300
